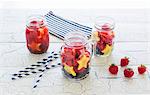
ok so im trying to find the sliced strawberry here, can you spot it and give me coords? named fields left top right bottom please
left=98, top=31, right=113, bottom=46
left=101, top=32, right=113, bottom=43
left=85, top=51, right=90, bottom=57
left=61, top=56, right=66, bottom=65
left=96, top=42, right=106, bottom=51
left=65, top=60, right=73, bottom=66
left=64, top=47, right=74, bottom=55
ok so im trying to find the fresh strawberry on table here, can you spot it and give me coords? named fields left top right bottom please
left=120, top=57, right=129, bottom=67
left=138, top=64, right=146, bottom=74
left=109, top=64, right=118, bottom=75
left=124, top=68, right=134, bottom=78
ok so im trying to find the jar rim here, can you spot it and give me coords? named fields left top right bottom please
left=94, top=16, right=115, bottom=30
left=26, top=15, right=46, bottom=28
left=64, top=31, right=88, bottom=47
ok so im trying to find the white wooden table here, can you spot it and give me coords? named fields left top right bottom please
left=0, top=9, right=150, bottom=95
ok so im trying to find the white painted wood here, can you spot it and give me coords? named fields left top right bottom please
left=0, top=9, right=150, bottom=42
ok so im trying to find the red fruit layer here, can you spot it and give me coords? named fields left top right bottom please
left=26, top=22, right=49, bottom=54
left=61, top=44, right=91, bottom=74
left=96, top=31, right=114, bottom=53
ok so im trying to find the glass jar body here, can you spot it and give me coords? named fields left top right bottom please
left=60, top=32, right=92, bottom=80
left=92, top=17, right=115, bottom=57
left=26, top=16, right=49, bottom=54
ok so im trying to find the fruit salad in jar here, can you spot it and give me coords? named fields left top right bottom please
left=92, top=17, right=115, bottom=56
left=26, top=15, right=49, bottom=54
left=61, top=32, right=92, bottom=80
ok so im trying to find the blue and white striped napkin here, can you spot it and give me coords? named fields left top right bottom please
left=45, top=11, right=92, bottom=40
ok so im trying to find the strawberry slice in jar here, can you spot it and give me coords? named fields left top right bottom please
left=61, top=47, right=75, bottom=66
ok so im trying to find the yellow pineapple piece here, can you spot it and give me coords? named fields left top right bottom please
left=64, top=64, right=76, bottom=76
left=101, top=44, right=112, bottom=55
left=91, top=31, right=100, bottom=41
left=77, top=55, right=90, bottom=70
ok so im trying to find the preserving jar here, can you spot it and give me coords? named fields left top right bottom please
left=61, top=32, right=92, bottom=80
left=26, top=15, right=49, bottom=54
left=92, top=17, right=115, bottom=57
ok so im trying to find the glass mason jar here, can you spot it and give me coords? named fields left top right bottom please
left=26, top=15, right=49, bottom=54
left=60, top=32, right=92, bottom=80
left=92, top=17, right=115, bottom=57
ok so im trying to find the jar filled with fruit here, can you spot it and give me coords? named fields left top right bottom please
left=26, top=15, right=49, bottom=54
left=61, top=32, right=92, bottom=80
left=92, top=17, right=115, bottom=57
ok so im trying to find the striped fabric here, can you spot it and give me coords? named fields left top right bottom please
left=45, top=11, right=92, bottom=40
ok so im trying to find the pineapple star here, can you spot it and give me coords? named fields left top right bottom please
left=77, top=55, right=90, bottom=70
left=64, top=64, right=76, bottom=76
left=28, top=42, right=41, bottom=52
left=91, top=31, right=100, bottom=41
left=101, top=44, right=112, bottom=55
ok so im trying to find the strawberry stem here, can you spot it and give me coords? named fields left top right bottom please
left=141, top=64, right=146, bottom=68
left=127, top=68, right=132, bottom=71
left=111, top=64, right=115, bottom=66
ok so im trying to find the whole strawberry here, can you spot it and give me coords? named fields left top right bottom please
left=120, top=57, right=129, bottom=67
left=138, top=64, right=146, bottom=74
left=109, top=64, right=118, bottom=75
left=124, top=68, right=134, bottom=78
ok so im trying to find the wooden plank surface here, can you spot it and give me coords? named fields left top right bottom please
left=0, top=9, right=150, bottom=95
